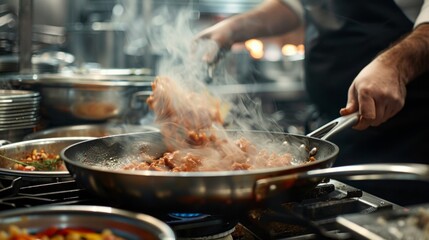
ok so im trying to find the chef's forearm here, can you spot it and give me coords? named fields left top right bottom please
left=377, top=23, right=429, bottom=85
left=227, top=0, right=302, bottom=43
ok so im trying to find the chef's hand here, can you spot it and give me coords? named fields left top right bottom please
left=194, top=0, right=302, bottom=63
left=339, top=59, right=407, bottom=130
left=194, top=20, right=235, bottom=63
left=340, top=23, right=429, bottom=130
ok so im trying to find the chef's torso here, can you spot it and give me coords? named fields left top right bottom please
left=302, top=0, right=415, bottom=118
left=281, top=0, right=429, bottom=165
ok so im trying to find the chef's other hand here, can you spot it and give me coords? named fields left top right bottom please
left=339, top=59, right=407, bottom=130
left=194, top=20, right=235, bottom=63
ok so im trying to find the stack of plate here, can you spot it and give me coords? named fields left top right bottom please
left=0, top=89, right=40, bottom=142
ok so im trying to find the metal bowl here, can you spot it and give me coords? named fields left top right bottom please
left=24, top=124, right=159, bottom=140
left=0, top=137, right=93, bottom=180
left=0, top=205, right=176, bottom=240
left=14, top=73, right=154, bottom=125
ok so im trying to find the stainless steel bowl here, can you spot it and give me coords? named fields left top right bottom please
left=0, top=137, right=93, bottom=180
left=15, top=73, right=154, bottom=125
left=24, top=124, right=159, bottom=140
left=0, top=205, right=176, bottom=240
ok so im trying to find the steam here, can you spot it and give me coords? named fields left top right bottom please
left=145, top=7, right=216, bottom=91
left=127, top=5, right=312, bottom=168
left=142, top=6, right=279, bottom=131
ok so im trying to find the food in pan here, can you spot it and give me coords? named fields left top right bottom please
left=123, top=137, right=315, bottom=172
left=146, top=76, right=227, bottom=147
left=0, top=225, right=124, bottom=240
left=123, top=76, right=316, bottom=172
left=9, top=148, right=65, bottom=171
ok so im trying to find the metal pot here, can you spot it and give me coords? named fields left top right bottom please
left=16, top=73, right=154, bottom=125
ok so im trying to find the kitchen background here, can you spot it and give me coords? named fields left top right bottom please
left=0, top=0, right=308, bottom=136
left=2, top=2, right=429, bottom=240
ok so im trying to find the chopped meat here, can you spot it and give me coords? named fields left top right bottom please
left=122, top=76, right=311, bottom=172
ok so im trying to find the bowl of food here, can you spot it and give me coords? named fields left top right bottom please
left=0, top=137, right=93, bottom=180
left=0, top=205, right=176, bottom=240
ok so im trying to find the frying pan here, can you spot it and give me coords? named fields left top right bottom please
left=60, top=113, right=429, bottom=214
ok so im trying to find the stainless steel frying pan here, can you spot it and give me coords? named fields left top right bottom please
left=60, top=113, right=429, bottom=214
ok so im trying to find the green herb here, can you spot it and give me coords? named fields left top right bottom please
left=0, top=154, right=62, bottom=171
left=25, top=157, right=62, bottom=171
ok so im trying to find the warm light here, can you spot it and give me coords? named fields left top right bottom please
left=281, top=44, right=298, bottom=56
left=297, top=44, right=305, bottom=54
left=244, top=39, right=264, bottom=59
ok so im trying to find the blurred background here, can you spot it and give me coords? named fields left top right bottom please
left=0, top=0, right=310, bottom=136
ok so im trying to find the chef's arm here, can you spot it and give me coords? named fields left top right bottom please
left=340, top=23, right=429, bottom=130
left=378, top=23, right=429, bottom=85
left=195, top=0, right=302, bottom=51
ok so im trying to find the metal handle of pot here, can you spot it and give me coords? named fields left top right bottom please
left=306, top=112, right=359, bottom=140
left=254, top=163, right=429, bottom=202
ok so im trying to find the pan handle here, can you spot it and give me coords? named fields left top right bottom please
left=254, top=163, right=429, bottom=202
left=306, top=112, right=359, bottom=140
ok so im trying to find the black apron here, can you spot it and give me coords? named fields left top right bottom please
left=301, top=0, right=429, bottom=205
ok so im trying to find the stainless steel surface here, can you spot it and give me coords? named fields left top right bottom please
left=77, top=67, right=152, bottom=76
left=0, top=123, right=37, bottom=132
left=255, top=163, right=429, bottom=201
left=0, top=89, right=40, bottom=138
left=0, top=205, right=176, bottom=240
left=0, top=53, right=71, bottom=74
left=66, top=22, right=127, bottom=68
left=0, top=137, right=92, bottom=179
left=0, top=101, right=38, bottom=107
left=307, top=112, right=359, bottom=140
left=18, top=0, right=33, bottom=74
left=337, top=203, right=429, bottom=240
left=61, top=134, right=332, bottom=213
left=0, top=116, right=38, bottom=125
left=0, top=89, right=39, bottom=99
left=209, top=80, right=305, bottom=101
left=60, top=113, right=351, bottom=213
left=24, top=123, right=159, bottom=140
left=16, top=73, right=153, bottom=124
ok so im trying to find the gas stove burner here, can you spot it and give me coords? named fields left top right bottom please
left=169, top=212, right=210, bottom=221
left=164, top=213, right=238, bottom=239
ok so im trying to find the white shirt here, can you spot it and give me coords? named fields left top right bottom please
left=282, top=0, right=429, bottom=28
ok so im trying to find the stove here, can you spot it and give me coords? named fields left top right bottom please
left=0, top=175, right=402, bottom=240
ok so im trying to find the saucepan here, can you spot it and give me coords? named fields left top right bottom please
left=60, top=112, right=429, bottom=214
